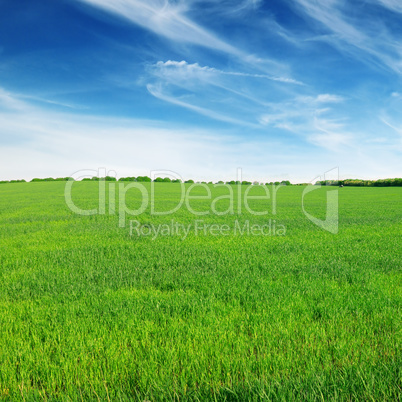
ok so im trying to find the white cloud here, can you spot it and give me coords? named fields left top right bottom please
left=259, top=95, right=353, bottom=150
left=308, top=132, right=350, bottom=150
left=309, top=117, right=352, bottom=150
left=316, top=94, right=344, bottom=103
left=0, top=88, right=400, bottom=182
left=296, top=94, right=345, bottom=105
left=0, top=88, right=298, bottom=181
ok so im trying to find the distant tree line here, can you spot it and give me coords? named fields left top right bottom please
left=1, top=177, right=401, bottom=186
left=119, top=177, right=188, bottom=183
left=82, top=176, right=117, bottom=182
left=0, top=179, right=27, bottom=184
left=118, top=176, right=151, bottom=182
left=31, top=177, right=74, bottom=182
left=316, top=178, right=402, bottom=187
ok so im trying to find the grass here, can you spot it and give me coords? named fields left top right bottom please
left=0, top=182, right=400, bottom=400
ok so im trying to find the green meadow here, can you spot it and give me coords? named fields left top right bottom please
left=0, top=182, right=400, bottom=400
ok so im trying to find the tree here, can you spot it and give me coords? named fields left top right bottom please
left=136, top=176, right=151, bottom=182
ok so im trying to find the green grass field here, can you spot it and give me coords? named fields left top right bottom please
left=0, top=182, right=400, bottom=400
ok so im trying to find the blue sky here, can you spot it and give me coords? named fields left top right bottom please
left=0, top=0, right=401, bottom=182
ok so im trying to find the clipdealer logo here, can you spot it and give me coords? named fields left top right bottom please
left=64, top=167, right=339, bottom=234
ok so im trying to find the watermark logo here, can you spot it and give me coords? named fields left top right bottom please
left=130, top=219, right=286, bottom=241
left=64, top=168, right=284, bottom=227
left=64, top=167, right=339, bottom=235
left=302, top=167, right=339, bottom=234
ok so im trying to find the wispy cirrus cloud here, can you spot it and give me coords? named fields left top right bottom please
left=147, top=60, right=354, bottom=142
left=187, top=0, right=262, bottom=18
left=375, top=0, right=402, bottom=13
left=75, top=0, right=241, bottom=56
left=145, top=60, right=306, bottom=127
left=74, top=0, right=296, bottom=78
left=147, top=59, right=358, bottom=150
left=146, top=82, right=258, bottom=127
left=381, top=117, right=402, bottom=137
left=0, top=88, right=86, bottom=112
left=0, top=88, right=30, bottom=111
left=290, top=0, right=402, bottom=74
left=153, top=60, right=303, bottom=85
